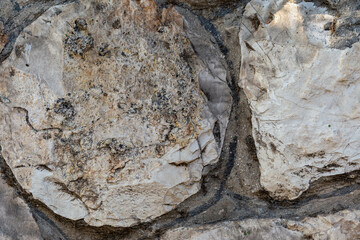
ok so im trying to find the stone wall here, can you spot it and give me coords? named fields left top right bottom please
left=0, top=0, right=360, bottom=239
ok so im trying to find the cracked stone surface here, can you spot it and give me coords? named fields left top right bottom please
left=2, top=0, right=360, bottom=239
left=240, top=0, right=360, bottom=200
left=0, top=0, right=231, bottom=227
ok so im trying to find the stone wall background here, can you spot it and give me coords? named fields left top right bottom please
left=1, top=0, right=360, bottom=239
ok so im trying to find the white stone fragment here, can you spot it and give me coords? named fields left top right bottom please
left=240, top=0, right=360, bottom=200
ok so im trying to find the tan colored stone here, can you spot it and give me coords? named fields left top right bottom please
left=0, top=0, right=229, bottom=227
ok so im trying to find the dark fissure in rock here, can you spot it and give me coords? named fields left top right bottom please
left=1, top=1, right=360, bottom=239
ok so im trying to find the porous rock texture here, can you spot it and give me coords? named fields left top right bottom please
left=1, top=0, right=360, bottom=239
left=162, top=209, right=360, bottom=240
left=240, top=0, right=360, bottom=200
left=0, top=0, right=231, bottom=227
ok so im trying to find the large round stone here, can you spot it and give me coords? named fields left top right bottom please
left=0, top=0, right=224, bottom=227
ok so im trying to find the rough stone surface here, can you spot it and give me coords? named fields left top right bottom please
left=159, top=0, right=238, bottom=9
left=287, top=210, right=360, bottom=240
left=161, top=219, right=303, bottom=240
left=0, top=175, right=42, bottom=240
left=2, top=0, right=360, bottom=239
left=162, top=209, right=360, bottom=240
left=176, top=6, right=232, bottom=154
left=0, top=0, right=230, bottom=227
left=240, top=0, right=360, bottom=200
left=0, top=0, right=74, bottom=63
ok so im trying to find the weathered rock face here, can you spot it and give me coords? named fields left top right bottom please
left=287, top=210, right=360, bottom=240
left=161, top=209, right=360, bottom=240
left=161, top=219, right=303, bottom=240
left=0, top=176, right=42, bottom=240
left=240, top=0, right=360, bottom=200
left=0, top=0, right=230, bottom=227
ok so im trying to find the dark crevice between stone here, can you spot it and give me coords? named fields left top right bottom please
left=1, top=1, right=360, bottom=239
left=1, top=147, right=144, bottom=239
left=0, top=148, right=69, bottom=240
left=157, top=0, right=248, bottom=21
left=269, top=170, right=360, bottom=208
left=212, top=120, right=221, bottom=146
left=146, top=3, right=360, bottom=237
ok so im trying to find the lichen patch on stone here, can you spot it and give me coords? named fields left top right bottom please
left=0, top=0, right=224, bottom=227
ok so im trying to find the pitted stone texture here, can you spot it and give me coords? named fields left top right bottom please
left=240, top=0, right=360, bottom=200
left=0, top=0, right=227, bottom=227
left=162, top=210, right=360, bottom=240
